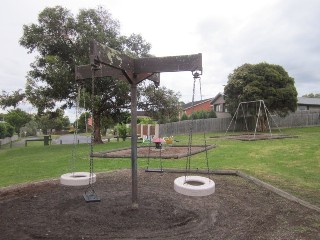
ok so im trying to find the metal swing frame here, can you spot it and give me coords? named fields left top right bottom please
left=225, top=100, right=282, bottom=139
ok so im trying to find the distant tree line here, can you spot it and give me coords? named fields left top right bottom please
left=0, top=108, right=70, bottom=139
left=302, top=93, right=320, bottom=98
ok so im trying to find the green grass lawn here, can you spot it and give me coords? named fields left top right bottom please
left=0, top=126, right=319, bottom=207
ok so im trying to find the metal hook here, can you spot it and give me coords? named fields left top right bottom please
left=192, top=70, right=202, bottom=79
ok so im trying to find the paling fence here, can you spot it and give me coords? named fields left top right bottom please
left=1, top=112, right=319, bottom=148
left=159, top=111, right=320, bottom=136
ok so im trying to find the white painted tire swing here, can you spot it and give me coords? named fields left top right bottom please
left=60, top=172, right=96, bottom=186
left=173, top=71, right=215, bottom=197
left=174, top=175, right=215, bottom=197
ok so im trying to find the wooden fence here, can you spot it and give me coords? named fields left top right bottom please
left=159, top=111, right=320, bottom=136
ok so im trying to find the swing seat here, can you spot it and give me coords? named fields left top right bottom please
left=60, top=172, right=96, bottom=186
left=174, top=176, right=215, bottom=197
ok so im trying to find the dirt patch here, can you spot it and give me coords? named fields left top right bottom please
left=0, top=170, right=319, bottom=240
left=93, top=145, right=215, bottom=159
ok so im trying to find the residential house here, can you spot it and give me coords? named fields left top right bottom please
left=182, top=98, right=212, bottom=117
left=297, top=97, right=320, bottom=111
left=210, top=94, right=320, bottom=117
left=210, top=93, right=231, bottom=118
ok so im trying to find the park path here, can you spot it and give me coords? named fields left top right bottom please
left=52, top=134, right=90, bottom=145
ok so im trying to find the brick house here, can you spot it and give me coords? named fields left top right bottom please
left=182, top=98, right=212, bottom=117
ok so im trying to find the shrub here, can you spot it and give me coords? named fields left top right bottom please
left=0, top=122, right=15, bottom=138
left=5, top=123, right=15, bottom=137
left=0, top=123, right=6, bottom=138
left=116, top=123, right=129, bottom=141
left=208, top=110, right=217, bottom=118
left=180, top=113, right=188, bottom=121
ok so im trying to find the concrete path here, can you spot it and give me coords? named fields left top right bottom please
left=52, top=134, right=90, bottom=145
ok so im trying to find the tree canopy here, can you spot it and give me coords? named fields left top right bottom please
left=4, top=108, right=32, bottom=134
left=138, top=83, right=181, bottom=123
left=224, top=62, right=298, bottom=117
left=19, top=6, right=152, bottom=143
left=0, top=90, right=25, bottom=109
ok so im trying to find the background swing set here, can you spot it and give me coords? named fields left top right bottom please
left=224, top=100, right=291, bottom=140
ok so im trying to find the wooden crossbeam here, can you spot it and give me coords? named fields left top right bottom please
left=134, top=54, right=202, bottom=73
left=75, top=65, right=160, bottom=85
left=90, top=40, right=134, bottom=73
left=89, top=40, right=202, bottom=78
left=75, top=65, right=126, bottom=81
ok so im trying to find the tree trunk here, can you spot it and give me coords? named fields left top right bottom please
left=93, top=111, right=103, bottom=144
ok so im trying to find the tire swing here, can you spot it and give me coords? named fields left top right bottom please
left=60, top=66, right=100, bottom=202
left=173, top=71, right=215, bottom=197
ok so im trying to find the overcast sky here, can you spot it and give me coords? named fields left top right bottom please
left=1, top=0, right=319, bottom=120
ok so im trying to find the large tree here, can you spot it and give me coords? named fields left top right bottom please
left=138, top=83, right=182, bottom=123
left=224, top=62, right=298, bottom=119
left=19, top=6, right=151, bottom=143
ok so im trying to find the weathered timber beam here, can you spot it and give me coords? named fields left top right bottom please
left=75, top=65, right=127, bottom=81
left=90, top=40, right=134, bottom=73
left=134, top=54, right=202, bottom=73
left=75, top=65, right=160, bottom=86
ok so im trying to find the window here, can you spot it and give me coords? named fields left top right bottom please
left=214, top=104, right=221, bottom=112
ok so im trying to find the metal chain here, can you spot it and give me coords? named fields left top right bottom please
left=199, top=77, right=210, bottom=174
left=83, top=66, right=100, bottom=202
left=70, top=84, right=81, bottom=174
left=185, top=76, right=197, bottom=178
left=82, top=87, right=88, bottom=134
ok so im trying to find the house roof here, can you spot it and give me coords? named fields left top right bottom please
left=183, top=98, right=212, bottom=110
left=297, top=97, right=320, bottom=105
left=210, top=92, right=223, bottom=104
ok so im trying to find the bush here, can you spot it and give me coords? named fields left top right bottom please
left=0, top=122, right=15, bottom=138
left=116, top=123, right=129, bottom=141
left=5, top=123, right=15, bottom=137
left=0, top=123, right=6, bottom=139
left=180, top=113, right=188, bottom=121
left=180, top=110, right=216, bottom=122
left=208, top=110, right=217, bottom=118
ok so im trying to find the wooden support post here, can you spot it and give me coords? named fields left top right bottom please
left=131, top=83, right=138, bottom=209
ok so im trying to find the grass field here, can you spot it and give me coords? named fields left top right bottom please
left=0, top=126, right=319, bottom=207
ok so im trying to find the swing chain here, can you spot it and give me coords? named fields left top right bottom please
left=185, top=74, right=197, bottom=177
left=198, top=77, right=210, bottom=174
left=185, top=71, right=210, bottom=177
left=83, top=65, right=100, bottom=202
left=70, top=84, right=82, bottom=174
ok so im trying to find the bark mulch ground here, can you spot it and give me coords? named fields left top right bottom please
left=0, top=170, right=319, bottom=240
